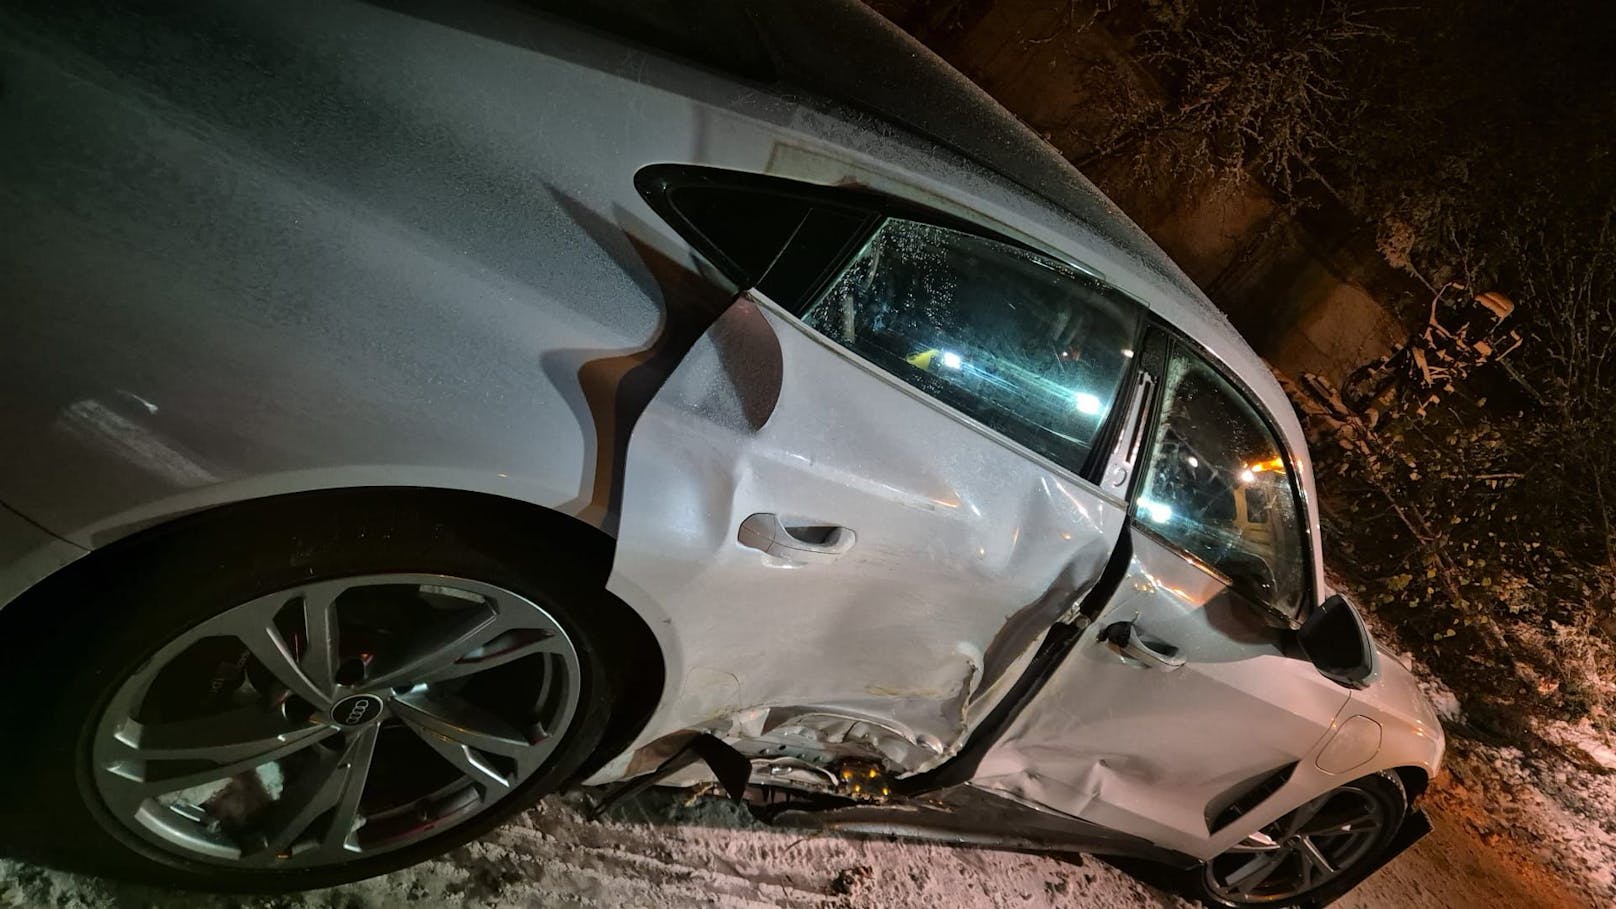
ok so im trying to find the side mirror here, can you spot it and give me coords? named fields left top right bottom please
left=1297, top=594, right=1378, bottom=688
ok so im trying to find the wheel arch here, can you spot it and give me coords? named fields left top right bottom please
left=0, top=485, right=665, bottom=784
left=1389, top=764, right=1430, bottom=803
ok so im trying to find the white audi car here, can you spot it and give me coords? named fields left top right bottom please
left=0, top=1, right=1442, bottom=906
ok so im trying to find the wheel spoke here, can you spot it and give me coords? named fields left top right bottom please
left=416, top=629, right=569, bottom=685
left=364, top=609, right=502, bottom=691
left=1225, top=849, right=1289, bottom=893
left=106, top=709, right=337, bottom=796
left=406, top=727, right=514, bottom=793
left=299, top=583, right=344, bottom=700
left=234, top=615, right=332, bottom=711
left=244, top=726, right=378, bottom=863
left=1297, top=836, right=1337, bottom=885
left=391, top=692, right=542, bottom=760
left=318, top=725, right=379, bottom=858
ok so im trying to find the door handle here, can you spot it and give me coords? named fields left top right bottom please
left=1099, top=620, right=1185, bottom=671
left=738, top=513, right=856, bottom=562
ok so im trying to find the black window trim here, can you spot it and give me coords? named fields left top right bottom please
left=636, top=163, right=1120, bottom=311
left=1127, top=319, right=1320, bottom=627
left=635, top=164, right=876, bottom=306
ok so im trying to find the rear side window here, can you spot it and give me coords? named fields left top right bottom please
left=800, top=219, right=1142, bottom=472
left=667, top=185, right=810, bottom=284
left=636, top=165, right=873, bottom=308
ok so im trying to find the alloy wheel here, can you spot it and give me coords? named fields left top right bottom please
left=91, top=574, right=581, bottom=868
left=1204, top=784, right=1388, bottom=904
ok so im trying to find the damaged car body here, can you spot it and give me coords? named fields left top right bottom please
left=0, top=0, right=1442, bottom=906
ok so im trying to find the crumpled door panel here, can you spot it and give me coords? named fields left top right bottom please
left=972, top=529, right=1350, bottom=858
left=603, top=293, right=1127, bottom=777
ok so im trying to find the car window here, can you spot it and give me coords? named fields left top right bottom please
left=799, top=219, right=1142, bottom=472
left=668, top=184, right=812, bottom=285
left=1134, top=349, right=1306, bottom=618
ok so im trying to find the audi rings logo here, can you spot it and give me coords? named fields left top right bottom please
left=331, top=694, right=384, bottom=726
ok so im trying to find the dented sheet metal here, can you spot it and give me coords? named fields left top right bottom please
left=602, top=292, right=1126, bottom=779
left=971, top=528, right=1351, bottom=858
left=768, top=782, right=1193, bottom=867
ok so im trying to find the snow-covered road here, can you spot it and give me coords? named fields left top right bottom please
left=0, top=775, right=1599, bottom=909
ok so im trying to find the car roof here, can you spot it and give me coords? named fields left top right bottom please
left=533, top=0, right=1310, bottom=461
left=541, top=1, right=1203, bottom=300
left=535, top=2, right=1283, bottom=408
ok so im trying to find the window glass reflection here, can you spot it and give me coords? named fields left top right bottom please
left=802, top=220, right=1141, bottom=471
left=1136, top=353, right=1305, bottom=618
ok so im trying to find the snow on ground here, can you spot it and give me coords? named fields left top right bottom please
left=1433, top=732, right=1616, bottom=906
left=0, top=790, right=1186, bottom=909
left=0, top=776, right=1606, bottom=909
left=1379, top=645, right=1616, bottom=908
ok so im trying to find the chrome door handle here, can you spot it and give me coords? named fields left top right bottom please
left=738, top=513, right=856, bottom=562
left=1100, top=620, right=1185, bottom=671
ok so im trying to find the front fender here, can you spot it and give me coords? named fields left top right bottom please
left=1194, top=654, right=1443, bottom=862
left=1341, top=650, right=1447, bottom=784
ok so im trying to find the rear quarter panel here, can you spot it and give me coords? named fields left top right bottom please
left=2, top=0, right=696, bottom=545
left=0, top=0, right=1262, bottom=558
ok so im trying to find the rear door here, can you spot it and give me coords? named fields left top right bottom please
left=971, top=332, right=1351, bottom=857
left=607, top=188, right=1147, bottom=770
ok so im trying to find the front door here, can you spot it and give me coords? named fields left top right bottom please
left=970, top=336, right=1351, bottom=857
left=606, top=213, right=1146, bottom=771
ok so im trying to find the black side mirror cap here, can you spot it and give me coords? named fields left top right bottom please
left=1297, top=594, right=1378, bottom=689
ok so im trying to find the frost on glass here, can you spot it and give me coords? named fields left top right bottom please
left=801, top=220, right=1140, bottom=472
left=1135, top=354, right=1305, bottom=619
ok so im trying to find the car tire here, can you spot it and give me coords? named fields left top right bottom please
left=1195, top=771, right=1407, bottom=909
left=0, top=489, right=623, bottom=892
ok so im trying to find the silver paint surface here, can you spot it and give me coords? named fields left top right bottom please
left=973, top=532, right=1442, bottom=860
left=1316, top=715, right=1384, bottom=774
left=604, top=293, right=1125, bottom=775
left=973, top=528, right=1351, bottom=858
left=0, top=0, right=1441, bottom=863
left=0, top=503, right=85, bottom=608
